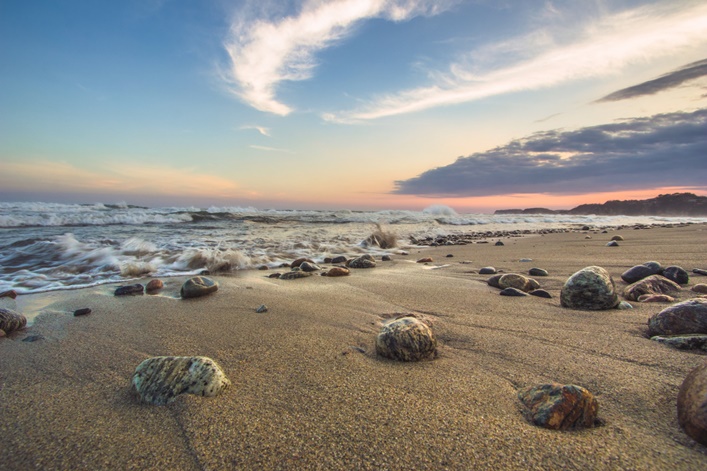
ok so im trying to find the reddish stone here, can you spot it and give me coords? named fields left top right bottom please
left=518, top=383, right=599, bottom=430
left=678, top=362, right=707, bottom=446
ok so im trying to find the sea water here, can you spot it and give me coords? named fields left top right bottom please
left=1, top=201, right=705, bottom=294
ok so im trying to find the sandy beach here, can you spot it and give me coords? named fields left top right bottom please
left=2, top=223, right=707, bottom=470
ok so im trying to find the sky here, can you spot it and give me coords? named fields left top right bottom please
left=1, top=0, right=706, bottom=213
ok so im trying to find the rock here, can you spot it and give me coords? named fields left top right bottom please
left=651, top=334, right=707, bottom=351
left=146, top=279, right=164, bottom=292
left=0, top=290, right=17, bottom=299
left=560, top=266, right=619, bottom=310
left=268, top=273, right=282, bottom=279
left=479, top=267, right=497, bottom=275
left=647, top=298, right=707, bottom=336
left=0, top=307, right=27, bottom=334
left=611, top=235, right=624, bottom=241
left=131, top=356, right=231, bottom=405
left=299, top=261, right=321, bottom=272
left=487, top=274, right=503, bottom=289
left=678, top=362, right=707, bottom=446
left=381, top=255, right=392, bottom=262
left=180, top=276, right=218, bottom=299
left=446, top=254, right=454, bottom=258
left=279, top=271, right=313, bottom=280
left=662, top=266, right=689, bottom=285
left=529, top=268, right=548, bottom=277
left=519, top=258, right=533, bottom=262
left=348, top=255, right=376, bottom=269
left=416, top=257, right=433, bottom=263
left=495, top=241, right=505, bottom=246
left=606, top=241, right=619, bottom=247
left=617, top=301, right=633, bottom=310
left=291, top=257, right=314, bottom=268
left=498, top=274, right=537, bottom=292
left=581, top=225, right=591, bottom=231
left=693, top=268, right=707, bottom=276
left=258, top=265, right=269, bottom=270
left=585, top=236, right=592, bottom=239
left=375, top=316, right=437, bottom=362
left=331, top=256, right=348, bottom=264
left=73, top=308, right=92, bottom=317
left=114, top=284, right=144, bottom=296
left=22, top=334, right=44, bottom=342
left=530, top=289, right=552, bottom=299
left=256, top=305, right=268, bottom=313
left=637, top=294, right=675, bottom=303
left=621, top=263, right=663, bottom=283
left=518, top=383, right=599, bottom=430
left=692, top=284, right=707, bottom=294
left=500, top=287, right=529, bottom=297
left=324, top=267, right=350, bottom=277
left=624, top=275, right=681, bottom=302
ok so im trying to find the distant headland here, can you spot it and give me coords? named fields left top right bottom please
left=494, top=192, right=707, bottom=216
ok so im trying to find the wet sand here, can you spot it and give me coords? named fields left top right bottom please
left=1, top=224, right=707, bottom=470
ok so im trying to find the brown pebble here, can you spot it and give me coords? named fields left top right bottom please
left=145, top=279, right=164, bottom=292
left=325, top=267, right=350, bottom=277
left=638, top=294, right=675, bottom=303
left=258, top=265, right=269, bottom=270
left=692, top=284, right=707, bottom=294
left=416, top=257, right=433, bottom=263
left=0, top=290, right=18, bottom=299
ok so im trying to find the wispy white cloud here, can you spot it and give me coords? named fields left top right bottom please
left=250, top=145, right=295, bottom=154
left=324, top=1, right=707, bottom=122
left=223, top=0, right=453, bottom=115
left=240, top=125, right=272, bottom=137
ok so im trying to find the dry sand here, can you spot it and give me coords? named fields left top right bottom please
left=1, top=223, right=707, bottom=470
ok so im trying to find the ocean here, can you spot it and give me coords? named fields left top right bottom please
left=2, top=201, right=706, bottom=295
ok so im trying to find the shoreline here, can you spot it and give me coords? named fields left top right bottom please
left=2, top=223, right=707, bottom=469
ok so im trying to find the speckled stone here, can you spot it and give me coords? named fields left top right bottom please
left=678, top=362, right=707, bottom=446
left=606, top=241, right=619, bottom=247
left=624, top=275, right=681, bottom=302
left=518, top=383, right=599, bottom=430
left=638, top=294, right=675, bottom=303
left=180, top=276, right=218, bottom=298
left=648, top=298, right=707, bottom=336
left=375, top=316, right=437, bottom=362
left=0, top=307, right=27, bottom=334
left=114, top=284, right=144, bottom=296
left=348, top=255, right=376, bottom=269
left=560, top=266, right=619, bottom=310
left=498, top=274, right=538, bottom=292
left=651, top=334, right=707, bottom=351
left=132, top=356, right=231, bottom=405
left=279, top=271, right=313, bottom=280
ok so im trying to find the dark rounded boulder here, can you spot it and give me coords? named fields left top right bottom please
left=621, top=262, right=662, bottom=284
left=678, top=361, right=707, bottom=446
left=560, top=266, right=619, bottom=310
left=647, top=298, right=707, bottom=336
left=479, top=267, right=497, bottom=275
left=662, top=266, right=689, bottom=285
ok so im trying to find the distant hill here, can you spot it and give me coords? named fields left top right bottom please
left=494, top=193, right=707, bottom=216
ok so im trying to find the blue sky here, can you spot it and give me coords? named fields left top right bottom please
left=1, top=0, right=706, bottom=211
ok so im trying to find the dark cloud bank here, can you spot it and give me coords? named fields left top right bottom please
left=394, top=108, right=707, bottom=197
left=597, top=58, right=707, bottom=102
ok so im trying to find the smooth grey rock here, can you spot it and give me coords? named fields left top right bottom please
left=617, top=301, right=634, bottom=310
left=560, top=266, right=619, bottom=310
left=73, top=308, right=92, bottom=317
left=479, top=267, right=497, bottom=275
left=606, top=241, right=619, bottom=247
left=500, top=287, right=529, bottom=297
left=132, top=356, right=230, bottom=405
left=529, top=268, right=548, bottom=277
left=662, top=266, right=689, bottom=285
left=487, top=274, right=503, bottom=288
left=530, top=289, right=552, bottom=299
left=621, top=262, right=662, bottom=284
left=180, top=276, right=218, bottom=298
left=299, top=261, right=321, bottom=272
left=256, top=304, right=268, bottom=313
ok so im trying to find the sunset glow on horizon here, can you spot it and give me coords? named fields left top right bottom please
left=1, top=0, right=706, bottom=211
